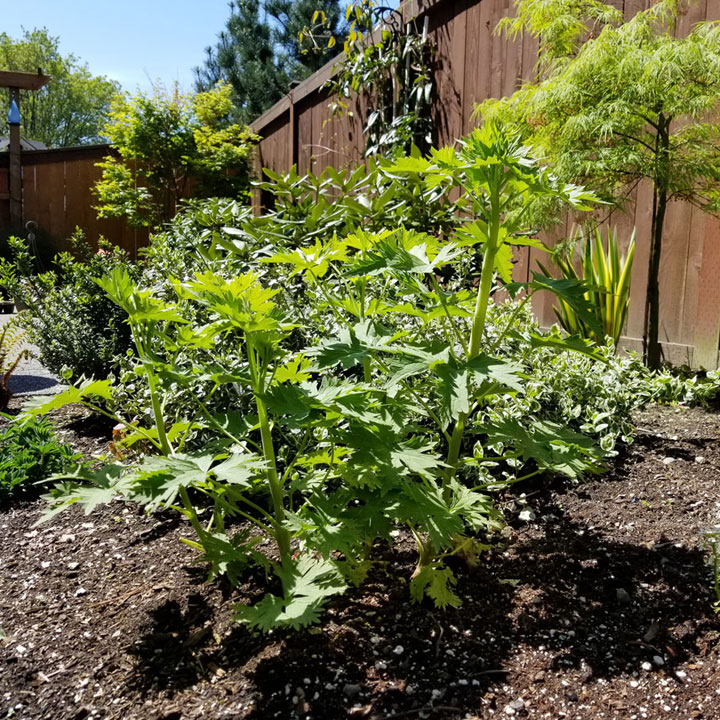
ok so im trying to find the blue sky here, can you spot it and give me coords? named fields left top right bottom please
left=3, top=0, right=232, bottom=93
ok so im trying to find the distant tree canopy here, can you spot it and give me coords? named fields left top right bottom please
left=0, top=28, right=120, bottom=148
left=195, top=0, right=346, bottom=123
left=94, top=83, right=259, bottom=228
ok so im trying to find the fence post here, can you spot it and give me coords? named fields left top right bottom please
left=8, top=88, right=22, bottom=231
left=289, top=87, right=298, bottom=170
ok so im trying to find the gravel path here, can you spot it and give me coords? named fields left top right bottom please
left=0, top=312, right=65, bottom=397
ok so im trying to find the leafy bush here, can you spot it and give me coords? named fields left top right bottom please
left=27, top=125, right=718, bottom=631
left=0, top=232, right=137, bottom=381
left=485, top=301, right=720, bottom=456
left=0, top=415, right=84, bottom=502
left=644, top=367, right=720, bottom=406
left=109, top=161, right=461, bottom=424
left=94, top=83, right=258, bottom=228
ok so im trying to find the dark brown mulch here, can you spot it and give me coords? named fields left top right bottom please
left=2, top=403, right=720, bottom=720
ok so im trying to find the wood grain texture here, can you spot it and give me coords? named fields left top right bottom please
left=0, top=69, right=49, bottom=91
left=693, top=215, right=720, bottom=368
left=2, top=145, right=145, bottom=257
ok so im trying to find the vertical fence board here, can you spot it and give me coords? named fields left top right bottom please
left=430, top=1, right=467, bottom=146
left=694, top=215, right=720, bottom=368
left=461, top=1, right=483, bottom=134
left=657, top=200, right=692, bottom=351
left=624, top=180, right=653, bottom=341
left=680, top=206, right=705, bottom=350
left=462, top=0, right=493, bottom=133
left=502, top=1, right=523, bottom=98
left=520, top=25, right=539, bottom=83
left=297, top=102, right=314, bottom=175
left=489, top=0, right=507, bottom=100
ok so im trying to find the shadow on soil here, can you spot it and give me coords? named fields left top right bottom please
left=126, top=594, right=217, bottom=693
left=123, top=502, right=716, bottom=718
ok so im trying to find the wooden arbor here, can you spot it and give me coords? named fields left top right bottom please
left=1, top=69, right=50, bottom=231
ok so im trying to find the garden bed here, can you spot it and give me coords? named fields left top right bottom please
left=1, top=402, right=719, bottom=720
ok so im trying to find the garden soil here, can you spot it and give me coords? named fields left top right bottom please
left=2, top=402, right=720, bottom=720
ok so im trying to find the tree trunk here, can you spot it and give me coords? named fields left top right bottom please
left=645, top=118, right=671, bottom=370
left=646, top=187, right=667, bottom=369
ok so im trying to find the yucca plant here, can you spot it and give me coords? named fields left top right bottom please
left=541, top=225, right=635, bottom=348
left=0, top=318, right=29, bottom=410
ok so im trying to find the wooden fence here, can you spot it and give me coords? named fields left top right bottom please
left=0, top=144, right=147, bottom=258
left=250, top=0, right=720, bottom=369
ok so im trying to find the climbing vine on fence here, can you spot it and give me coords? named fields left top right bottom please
left=302, top=1, right=434, bottom=157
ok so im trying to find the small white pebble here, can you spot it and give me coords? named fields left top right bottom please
left=653, top=655, right=665, bottom=666
left=393, top=645, right=404, bottom=655
left=642, top=662, right=652, bottom=671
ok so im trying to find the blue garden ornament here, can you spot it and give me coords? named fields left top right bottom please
left=7, top=98, right=20, bottom=126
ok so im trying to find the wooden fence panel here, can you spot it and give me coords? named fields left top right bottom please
left=0, top=146, right=146, bottom=258
left=248, top=0, right=720, bottom=368
left=461, top=0, right=489, bottom=134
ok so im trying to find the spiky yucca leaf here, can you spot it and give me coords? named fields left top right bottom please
left=540, top=225, right=635, bottom=348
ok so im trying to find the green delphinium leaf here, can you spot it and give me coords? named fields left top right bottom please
left=182, top=527, right=266, bottom=584
left=36, top=464, right=130, bottom=524
left=234, top=555, right=346, bottom=632
left=97, top=267, right=187, bottom=324
left=485, top=418, right=605, bottom=479
left=410, top=563, right=462, bottom=609
left=22, top=379, right=114, bottom=418
left=308, top=321, right=398, bottom=370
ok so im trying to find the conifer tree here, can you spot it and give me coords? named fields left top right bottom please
left=195, top=0, right=345, bottom=123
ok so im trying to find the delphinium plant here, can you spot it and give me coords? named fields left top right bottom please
left=28, top=125, right=608, bottom=629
